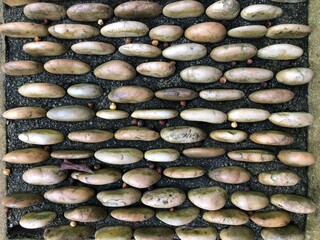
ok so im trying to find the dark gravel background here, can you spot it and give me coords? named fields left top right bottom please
left=3, top=0, right=309, bottom=239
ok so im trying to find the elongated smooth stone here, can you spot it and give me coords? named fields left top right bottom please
left=241, top=4, right=283, bottom=21
left=134, top=227, right=174, bottom=240
left=180, top=66, right=222, bottom=83
left=185, top=22, right=226, bottom=43
left=64, top=206, right=107, bottom=222
left=19, top=129, right=64, bottom=145
left=162, top=43, right=207, bottom=61
left=2, top=107, right=46, bottom=120
left=4, top=0, right=39, bottom=7
left=278, top=150, right=317, bottom=167
left=228, top=25, right=267, bottom=38
left=249, top=89, right=294, bottom=104
left=231, top=191, right=269, bottom=211
left=97, top=188, right=141, bottom=207
left=47, top=105, right=95, bottom=122
left=224, top=67, right=274, bottom=83
left=108, top=86, right=153, bottom=103
left=250, top=130, right=294, bottom=146
left=206, top=0, right=240, bottom=20
left=164, top=166, right=205, bottom=179
left=95, top=226, right=133, bottom=240
left=131, top=109, right=178, bottom=120
left=276, top=67, right=314, bottom=85
left=44, top=186, right=94, bottom=204
left=163, top=0, right=204, bottom=18
left=155, top=88, right=198, bottom=101
left=49, top=24, right=99, bottom=39
left=22, top=165, right=68, bottom=185
left=211, top=43, right=257, bottom=62
left=94, top=60, right=136, bottom=81
left=96, top=110, right=129, bottom=120
left=67, top=83, right=103, bottom=99
left=188, top=187, right=227, bottom=211
left=111, top=207, right=154, bottom=222
left=71, top=42, right=115, bottom=55
left=203, top=209, right=249, bottom=225
left=44, top=225, right=94, bottom=240
left=137, top=61, right=176, bottom=78
left=2, top=60, right=43, bottom=76
left=122, top=168, right=161, bottom=188
left=67, top=3, right=113, bottom=22
left=183, top=147, right=226, bottom=158
left=258, top=44, right=303, bottom=60
left=228, top=149, right=275, bottom=163
left=144, top=148, right=180, bottom=162
left=20, top=211, right=56, bottom=229
left=2, top=148, right=49, bottom=164
left=258, top=170, right=300, bottom=186
left=23, top=41, right=68, bottom=56
left=44, top=59, right=90, bottom=75
left=23, top=3, right=66, bottom=21
left=68, top=130, right=113, bottom=143
left=119, top=43, right=161, bottom=58
left=271, top=194, right=317, bottom=214
left=227, top=108, right=270, bottom=122
left=272, top=0, right=305, bottom=2
left=267, top=24, right=311, bottom=39
left=94, top=148, right=143, bottom=165
left=101, top=21, right=149, bottom=38
left=200, top=89, right=244, bottom=101
left=18, top=83, right=65, bottom=98
left=149, top=25, right=184, bottom=42
left=161, top=126, right=206, bottom=144
left=250, top=211, right=291, bottom=228
left=156, top=207, right=199, bottom=226
left=141, top=188, right=186, bottom=208
left=269, top=112, right=313, bottom=128
left=115, top=1, right=162, bottom=18
left=51, top=150, right=93, bottom=159
left=181, top=108, right=227, bottom=124
left=115, top=126, right=160, bottom=141
left=261, top=225, right=304, bottom=240
left=210, top=129, right=247, bottom=143
left=208, top=166, right=251, bottom=184
left=220, top=226, right=254, bottom=240
left=176, top=227, right=217, bottom=240
left=0, top=22, right=48, bottom=38
left=71, top=168, right=122, bottom=185
left=1, top=193, right=43, bottom=208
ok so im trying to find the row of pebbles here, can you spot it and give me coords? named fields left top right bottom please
left=0, top=0, right=315, bottom=240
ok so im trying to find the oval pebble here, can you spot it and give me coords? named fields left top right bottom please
left=4, top=0, right=40, bottom=7
left=271, top=194, right=316, bottom=214
left=96, top=110, right=129, bottom=120
left=108, top=86, right=154, bottom=103
left=203, top=209, right=249, bottom=225
left=231, top=191, right=269, bottom=211
left=141, top=188, right=186, bottom=208
left=200, top=89, right=244, bottom=101
left=111, top=207, right=154, bottom=222
left=114, top=1, right=162, bottom=18
left=134, top=227, right=174, bottom=240
left=22, top=165, right=68, bottom=185
left=228, top=25, right=267, bottom=38
left=228, top=108, right=270, bottom=122
left=155, top=88, right=198, bottom=101
left=115, top=126, right=160, bottom=141
left=50, top=150, right=94, bottom=159
left=2, top=60, right=43, bottom=76
left=241, top=4, right=283, bottom=21
left=71, top=168, right=122, bottom=185
left=47, top=105, right=95, bottom=122
left=250, top=211, right=291, bottom=228
left=137, top=61, right=176, bottom=78
left=266, top=24, right=311, bottom=39
left=183, top=147, right=226, bottom=158
left=122, top=168, right=161, bottom=188
left=95, top=226, right=133, bottom=240
left=20, top=211, right=56, bottom=229
left=206, top=0, right=240, bottom=20
left=163, top=0, right=204, bottom=18
left=188, top=187, right=227, bottom=211
left=249, top=89, right=294, bottom=104
left=208, top=166, right=251, bottom=184
left=210, top=43, right=257, bottom=62
left=149, top=25, right=184, bottom=42
left=228, top=149, right=275, bottom=163
left=258, top=170, right=300, bottom=187
left=2, top=107, right=46, bottom=120
left=71, top=41, right=115, bottom=55
left=67, top=3, right=113, bottom=22
left=18, top=129, right=64, bottom=145
left=181, top=108, right=227, bottom=124
left=258, top=44, right=303, bottom=60
left=23, top=2, right=66, bottom=21
left=156, top=207, right=199, bottom=226
left=18, top=82, right=65, bottom=98
left=220, top=226, right=254, bottom=240
left=119, top=43, right=162, bottom=58
left=23, top=41, right=68, bottom=56
left=276, top=67, right=314, bottom=85
left=161, top=126, right=206, bottom=144
left=180, top=65, right=222, bottom=83
left=97, top=188, right=141, bottom=207
left=0, top=22, right=49, bottom=38
left=144, top=148, right=180, bottom=162
left=44, top=186, right=95, bottom=204
left=1, top=193, right=43, bottom=208
left=101, top=21, right=149, bottom=38
left=94, top=60, right=136, bottom=81
left=269, top=112, right=313, bottom=128
left=68, top=130, right=113, bottom=143
left=67, top=83, right=103, bottom=99
left=164, top=166, right=205, bottom=179
left=44, top=59, right=90, bottom=75
left=2, top=148, right=49, bottom=164
left=94, top=148, right=143, bottom=165
left=64, top=206, right=107, bottom=222
left=224, top=67, right=274, bottom=83
left=261, top=225, right=304, bottom=240
left=210, top=129, right=247, bottom=143
left=131, top=109, right=179, bottom=120
left=176, top=226, right=217, bottom=240
left=44, top=225, right=94, bottom=240
left=185, top=22, right=226, bottom=43
left=49, top=24, right=99, bottom=39
left=250, top=130, right=294, bottom=146
left=162, top=43, right=207, bottom=61
left=278, top=150, right=316, bottom=167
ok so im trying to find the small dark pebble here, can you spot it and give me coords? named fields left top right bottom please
left=125, top=38, right=132, bottom=44
left=137, top=120, right=144, bottom=127
left=159, top=120, right=166, bottom=126
left=87, top=101, right=95, bottom=109
left=180, top=100, right=187, bottom=107
left=131, top=119, right=138, bottom=125
left=43, top=146, right=50, bottom=152
left=148, top=162, right=155, bottom=169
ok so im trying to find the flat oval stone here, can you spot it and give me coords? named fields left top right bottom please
left=228, top=149, right=275, bottom=163
left=163, top=0, right=204, bottom=18
left=144, top=148, right=180, bottom=162
left=162, top=43, right=207, bottom=61
left=250, top=211, right=291, bottom=228
left=206, top=0, right=240, bottom=20
left=258, top=44, right=303, bottom=60
left=64, top=206, right=107, bottom=222
left=71, top=168, right=122, bottom=185
left=224, top=67, right=274, bottom=83
left=164, top=166, right=205, bottom=179
left=188, top=187, right=227, bottom=211
left=94, top=148, right=143, bottom=165
left=276, top=67, right=314, bottom=85
left=220, top=226, right=254, bottom=240
left=23, top=2, right=66, bottom=21
left=155, top=88, right=198, bottom=101
left=141, top=188, right=186, bottom=208
left=241, top=4, right=283, bottom=21
left=272, top=0, right=305, bottom=2
left=94, top=60, right=136, bottom=81
left=2, top=148, right=49, bottom=164
left=210, top=43, right=257, bottom=62
left=122, top=168, right=161, bottom=188
left=228, top=108, right=270, bottom=122
left=67, top=3, right=113, bottom=22
left=271, top=194, right=316, bottom=214
left=97, top=188, right=141, bottom=207
left=181, top=108, right=227, bottom=124
left=101, top=21, right=149, bottom=38
left=231, top=191, right=269, bottom=211
left=278, top=150, right=316, bottom=167
left=160, top=126, right=206, bottom=144
left=249, top=89, right=294, bottom=104
left=18, top=83, right=65, bottom=98
left=115, top=126, right=160, bottom=141
left=131, top=109, right=178, bottom=120
left=137, top=61, right=176, bottom=78
left=114, top=1, right=162, bottom=18
left=44, top=186, right=95, bottom=204
left=1, top=60, right=43, bottom=76
left=44, top=225, right=94, bottom=240
left=0, top=22, right=49, bottom=38
left=1, top=193, right=43, bottom=208
left=111, top=207, right=154, bottom=222
left=269, top=112, right=313, bottom=128
left=180, top=66, right=222, bottom=83
left=208, top=166, right=251, bottom=184
left=2, top=107, right=46, bottom=120
left=183, top=147, right=226, bottom=158
left=95, top=226, right=133, bottom=240
left=200, top=89, right=244, bottom=101
left=203, top=209, right=249, bottom=225
left=44, top=59, right=90, bottom=75
left=4, top=0, right=40, bottom=7
left=20, top=211, right=56, bottom=229
left=261, top=225, right=304, bottom=240
left=258, top=170, right=300, bottom=186
left=18, top=129, right=64, bottom=145
left=149, top=25, right=184, bottom=42
left=250, top=130, right=294, bottom=146
left=210, top=129, right=247, bottom=143
left=134, top=227, right=174, bottom=240
left=176, top=227, right=217, bottom=240
left=51, top=150, right=94, bottom=159
left=22, top=165, right=68, bottom=185
left=266, top=24, right=311, bottom=39
left=108, top=86, right=153, bottom=103
left=156, top=207, right=199, bottom=226
left=96, top=110, right=129, bottom=120
left=71, top=42, right=115, bottom=55
left=68, top=130, right=113, bottom=143
left=228, top=25, right=267, bottom=38
left=67, top=83, right=103, bottom=99
left=185, top=22, right=226, bottom=43
left=49, top=24, right=99, bottom=39
left=23, top=41, right=68, bottom=56
left=47, top=105, right=95, bottom=122
left=119, top=43, right=162, bottom=58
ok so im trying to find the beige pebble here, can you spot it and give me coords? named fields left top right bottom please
left=163, top=0, right=204, bottom=18
left=258, top=44, right=303, bottom=60
left=228, top=25, right=267, bottom=38
left=250, top=130, right=294, bottom=146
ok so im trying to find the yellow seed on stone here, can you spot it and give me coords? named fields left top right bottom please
left=3, top=169, right=10, bottom=176
left=231, top=121, right=238, bottom=128
left=70, top=221, right=77, bottom=227
left=109, top=102, right=117, bottom=110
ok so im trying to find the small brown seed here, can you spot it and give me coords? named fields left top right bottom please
left=156, top=167, right=163, bottom=174
left=247, top=59, right=253, bottom=65
left=152, top=40, right=159, bottom=46
left=122, top=182, right=128, bottom=188
left=93, top=163, right=101, bottom=170
left=180, top=100, right=187, bottom=107
left=159, top=120, right=166, bottom=126
left=87, top=101, right=95, bottom=109
left=125, top=38, right=132, bottom=44
left=231, top=61, right=237, bottom=67
left=98, top=19, right=104, bottom=26
left=220, top=76, right=227, bottom=84
left=163, top=42, right=169, bottom=48
left=131, top=119, right=138, bottom=125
